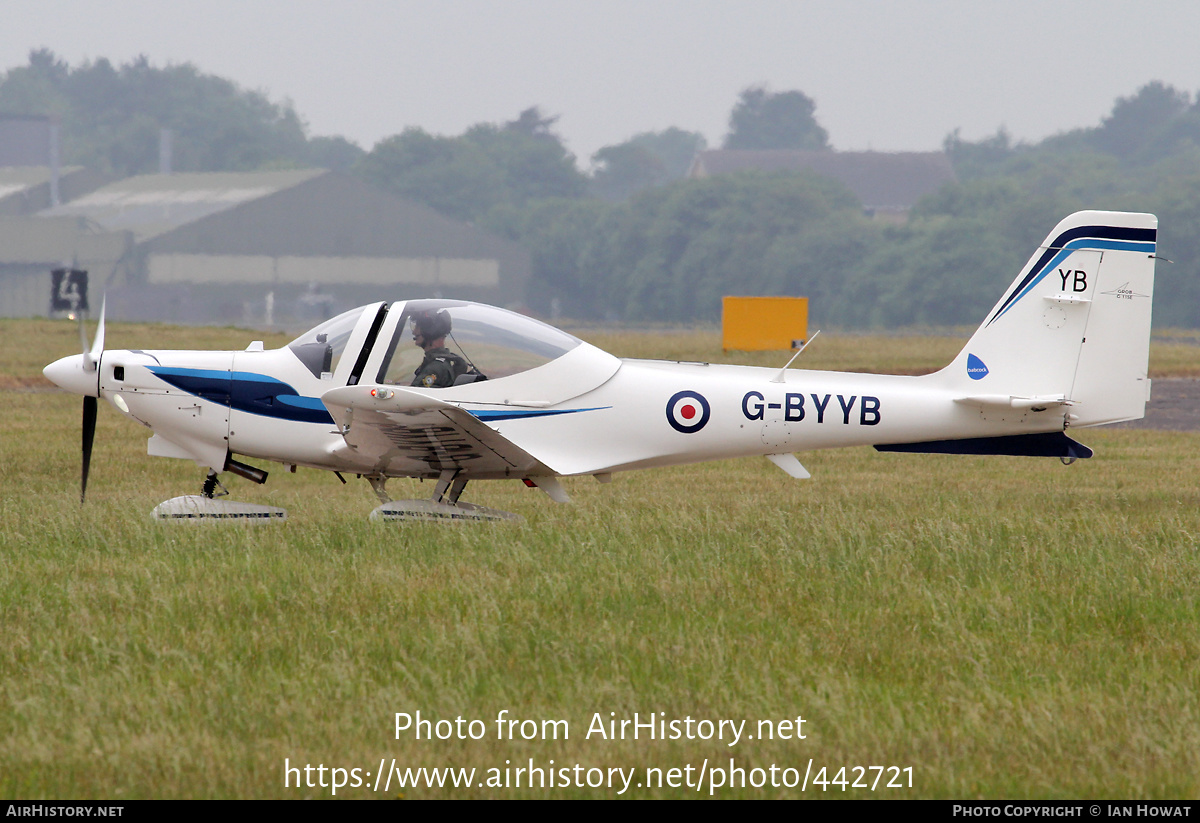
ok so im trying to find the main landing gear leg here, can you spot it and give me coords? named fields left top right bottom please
left=201, top=470, right=228, bottom=499
left=367, top=475, right=392, bottom=504
left=430, top=469, right=469, bottom=505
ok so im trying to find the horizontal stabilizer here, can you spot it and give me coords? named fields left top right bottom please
left=874, top=432, right=1093, bottom=459
left=954, top=394, right=1071, bottom=411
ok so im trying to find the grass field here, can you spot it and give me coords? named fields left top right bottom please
left=2, top=319, right=1199, bottom=798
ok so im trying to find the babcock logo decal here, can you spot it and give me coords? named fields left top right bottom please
left=967, top=353, right=989, bottom=381
left=666, top=390, right=711, bottom=434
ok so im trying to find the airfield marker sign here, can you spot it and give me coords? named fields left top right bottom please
left=722, top=296, right=808, bottom=351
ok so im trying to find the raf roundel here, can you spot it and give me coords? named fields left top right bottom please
left=666, top=390, right=711, bottom=434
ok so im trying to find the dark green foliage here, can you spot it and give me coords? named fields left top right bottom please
left=943, top=128, right=1016, bottom=180
left=571, top=72, right=1200, bottom=327
left=859, top=218, right=1017, bottom=327
left=487, top=171, right=866, bottom=322
left=306, top=135, right=366, bottom=174
left=470, top=109, right=589, bottom=206
left=355, top=107, right=588, bottom=223
left=584, top=172, right=860, bottom=322
left=760, top=217, right=883, bottom=325
left=632, top=127, right=709, bottom=180
left=723, top=86, right=830, bottom=151
left=0, top=49, right=349, bottom=175
left=482, top=197, right=615, bottom=317
left=1091, top=82, right=1192, bottom=162
left=497, top=77, right=1200, bottom=327
left=356, top=128, right=508, bottom=222
left=1151, top=173, right=1200, bottom=327
left=589, top=128, right=707, bottom=202
left=589, top=142, right=669, bottom=203
left=936, top=82, right=1200, bottom=327
left=7, top=50, right=1200, bottom=328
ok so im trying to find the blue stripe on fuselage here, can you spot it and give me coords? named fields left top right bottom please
left=147, top=367, right=608, bottom=426
left=147, top=367, right=334, bottom=424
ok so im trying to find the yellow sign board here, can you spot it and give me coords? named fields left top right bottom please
left=722, top=296, right=809, bottom=351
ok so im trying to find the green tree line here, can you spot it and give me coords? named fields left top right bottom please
left=4, top=50, right=1200, bottom=327
left=0, top=49, right=362, bottom=174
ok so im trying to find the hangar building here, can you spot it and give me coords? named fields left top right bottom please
left=0, top=165, right=119, bottom=316
left=0, top=165, right=109, bottom=216
left=1, top=169, right=531, bottom=324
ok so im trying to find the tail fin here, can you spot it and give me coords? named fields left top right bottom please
left=941, top=210, right=1157, bottom=426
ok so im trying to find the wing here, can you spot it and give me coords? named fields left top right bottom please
left=321, top=384, right=554, bottom=479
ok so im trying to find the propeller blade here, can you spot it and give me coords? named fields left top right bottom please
left=82, top=395, right=97, bottom=504
left=84, top=296, right=106, bottom=372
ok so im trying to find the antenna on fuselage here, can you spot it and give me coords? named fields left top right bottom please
left=769, top=330, right=820, bottom=384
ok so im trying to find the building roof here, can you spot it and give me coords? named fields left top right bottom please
left=0, top=216, right=130, bottom=266
left=3, top=168, right=534, bottom=319
left=0, top=165, right=110, bottom=215
left=688, top=150, right=956, bottom=211
left=0, top=166, right=66, bottom=200
left=39, top=169, right=325, bottom=241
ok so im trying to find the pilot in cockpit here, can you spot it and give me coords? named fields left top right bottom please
left=410, top=309, right=476, bottom=388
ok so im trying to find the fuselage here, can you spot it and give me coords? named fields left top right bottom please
left=42, top=211, right=1160, bottom=505
left=57, top=340, right=1066, bottom=481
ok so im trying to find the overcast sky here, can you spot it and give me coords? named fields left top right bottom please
left=6, top=0, right=1200, bottom=167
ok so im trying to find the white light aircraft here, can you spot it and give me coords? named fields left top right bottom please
left=44, top=210, right=1158, bottom=522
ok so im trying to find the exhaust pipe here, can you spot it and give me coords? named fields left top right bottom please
left=224, top=455, right=268, bottom=485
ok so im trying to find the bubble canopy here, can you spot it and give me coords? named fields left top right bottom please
left=288, top=306, right=367, bottom=378
left=376, top=299, right=582, bottom=385
left=287, top=300, right=583, bottom=384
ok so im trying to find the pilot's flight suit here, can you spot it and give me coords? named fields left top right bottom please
left=412, top=347, right=469, bottom=388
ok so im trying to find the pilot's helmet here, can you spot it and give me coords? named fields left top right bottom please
left=413, top=309, right=452, bottom=341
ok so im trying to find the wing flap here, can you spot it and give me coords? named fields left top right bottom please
left=321, top=385, right=554, bottom=478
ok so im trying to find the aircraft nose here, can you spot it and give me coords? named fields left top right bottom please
left=44, top=354, right=99, bottom=397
